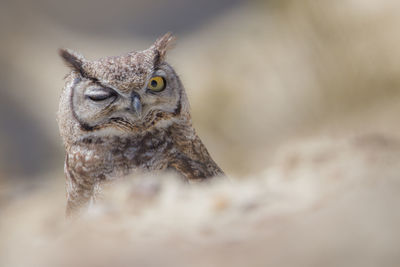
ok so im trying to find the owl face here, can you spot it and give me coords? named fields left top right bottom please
left=69, top=61, right=181, bottom=130
left=58, top=33, right=189, bottom=143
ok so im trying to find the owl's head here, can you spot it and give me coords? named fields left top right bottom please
left=58, top=33, right=191, bottom=145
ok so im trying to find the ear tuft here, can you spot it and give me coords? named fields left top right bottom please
left=58, top=48, right=87, bottom=75
left=152, top=32, right=176, bottom=65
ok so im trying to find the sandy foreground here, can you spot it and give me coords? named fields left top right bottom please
left=1, top=128, right=400, bottom=267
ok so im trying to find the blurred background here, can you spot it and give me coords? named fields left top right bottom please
left=2, top=1, right=400, bottom=266
left=1, top=0, right=400, bottom=190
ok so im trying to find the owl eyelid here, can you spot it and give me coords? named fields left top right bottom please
left=85, top=88, right=117, bottom=101
left=149, top=74, right=166, bottom=81
left=152, top=69, right=166, bottom=76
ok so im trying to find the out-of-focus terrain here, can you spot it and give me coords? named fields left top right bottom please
left=1, top=0, right=400, bottom=266
left=1, top=134, right=400, bottom=266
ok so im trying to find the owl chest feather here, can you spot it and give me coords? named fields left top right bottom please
left=66, top=130, right=174, bottom=182
left=63, top=124, right=224, bottom=215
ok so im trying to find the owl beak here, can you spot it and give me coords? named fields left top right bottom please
left=131, top=94, right=142, bottom=117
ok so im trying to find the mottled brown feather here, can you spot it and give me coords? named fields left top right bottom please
left=58, top=33, right=224, bottom=217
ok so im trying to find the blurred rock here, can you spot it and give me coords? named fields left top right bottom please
left=1, top=133, right=400, bottom=267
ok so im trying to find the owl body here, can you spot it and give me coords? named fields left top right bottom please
left=58, top=34, right=224, bottom=215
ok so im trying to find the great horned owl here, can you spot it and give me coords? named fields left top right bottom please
left=58, top=33, right=224, bottom=216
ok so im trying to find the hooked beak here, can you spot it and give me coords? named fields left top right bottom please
left=131, top=93, right=142, bottom=117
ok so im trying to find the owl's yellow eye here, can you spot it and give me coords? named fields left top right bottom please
left=147, top=76, right=166, bottom=92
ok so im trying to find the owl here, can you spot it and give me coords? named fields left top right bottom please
left=58, top=33, right=224, bottom=216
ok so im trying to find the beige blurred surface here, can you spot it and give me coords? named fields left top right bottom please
left=1, top=133, right=400, bottom=267
left=1, top=0, right=400, bottom=266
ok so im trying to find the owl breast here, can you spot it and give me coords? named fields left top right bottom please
left=67, top=129, right=173, bottom=183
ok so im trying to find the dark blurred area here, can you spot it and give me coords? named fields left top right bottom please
left=1, top=0, right=400, bottom=182
left=2, top=0, right=244, bottom=38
